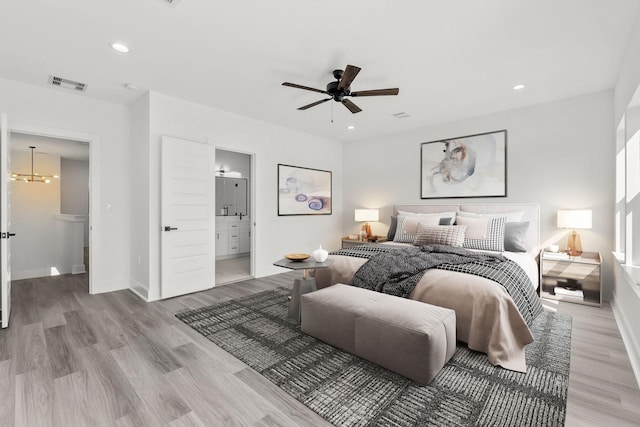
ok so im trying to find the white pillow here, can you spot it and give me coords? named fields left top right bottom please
left=397, top=210, right=457, bottom=224
left=457, top=210, right=524, bottom=223
left=456, top=215, right=506, bottom=252
left=393, top=215, right=441, bottom=243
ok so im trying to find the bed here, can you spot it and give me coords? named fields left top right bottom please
left=312, top=203, right=543, bottom=372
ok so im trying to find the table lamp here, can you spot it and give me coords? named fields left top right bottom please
left=557, top=209, right=592, bottom=256
left=355, top=209, right=379, bottom=240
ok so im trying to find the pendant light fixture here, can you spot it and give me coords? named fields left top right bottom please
left=11, top=146, right=59, bottom=184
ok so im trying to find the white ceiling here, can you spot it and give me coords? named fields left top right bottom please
left=1, top=0, right=639, bottom=142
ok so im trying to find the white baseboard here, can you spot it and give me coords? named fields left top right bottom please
left=12, top=268, right=48, bottom=281
left=611, top=298, right=640, bottom=389
left=72, top=264, right=86, bottom=274
left=91, top=277, right=128, bottom=294
left=129, top=279, right=149, bottom=301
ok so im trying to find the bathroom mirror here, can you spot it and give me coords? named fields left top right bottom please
left=216, top=177, right=247, bottom=216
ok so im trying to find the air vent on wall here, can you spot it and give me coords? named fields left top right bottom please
left=48, top=75, right=87, bottom=92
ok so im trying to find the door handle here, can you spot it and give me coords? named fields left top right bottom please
left=163, top=226, right=178, bottom=232
left=8, top=233, right=15, bottom=238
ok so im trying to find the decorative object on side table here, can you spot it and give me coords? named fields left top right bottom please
left=284, top=253, right=310, bottom=262
left=355, top=208, right=379, bottom=239
left=273, top=257, right=333, bottom=321
left=540, top=250, right=601, bottom=307
left=557, top=209, right=592, bottom=256
left=311, top=245, right=328, bottom=262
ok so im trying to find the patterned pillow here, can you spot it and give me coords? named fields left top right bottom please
left=456, top=215, right=507, bottom=252
left=393, top=215, right=441, bottom=243
left=413, top=224, right=466, bottom=247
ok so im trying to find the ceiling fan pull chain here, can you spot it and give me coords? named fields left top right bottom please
left=331, top=100, right=334, bottom=123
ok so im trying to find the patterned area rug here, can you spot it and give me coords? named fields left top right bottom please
left=176, top=287, right=572, bottom=427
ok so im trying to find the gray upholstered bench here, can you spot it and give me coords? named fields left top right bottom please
left=300, top=283, right=456, bottom=384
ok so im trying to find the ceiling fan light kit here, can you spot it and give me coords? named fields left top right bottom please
left=282, top=64, right=399, bottom=114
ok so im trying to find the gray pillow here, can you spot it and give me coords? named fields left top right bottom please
left=387, top=216, right=398, bottom=240
left=439, top=217, right=454, bottom=225
left=504, top=221, right=529, bottom=252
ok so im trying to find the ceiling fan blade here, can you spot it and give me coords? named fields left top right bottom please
left=337, top=65, right=361, bottom=90
left=282, top=82, right=328, bottom=94
left=342, top=99, right=362, bottom=114
left=298, top=98, right=332, bottom=110
left=350, top=88, right=399, bottom=97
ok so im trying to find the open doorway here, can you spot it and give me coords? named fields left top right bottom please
left=9, top=133, right=90, bottom=288
left=215, top=148, right=253, bottom=284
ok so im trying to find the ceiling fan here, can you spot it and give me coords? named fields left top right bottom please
left=282, top=64, right=399, bottom=114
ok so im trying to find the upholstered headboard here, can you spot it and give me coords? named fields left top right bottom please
left=392, top=203, right=540, bottom=256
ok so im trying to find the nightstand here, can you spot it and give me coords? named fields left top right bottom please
left=540, top=251, right=601, bottom=307
left=341, top=236, right=387, bottom=249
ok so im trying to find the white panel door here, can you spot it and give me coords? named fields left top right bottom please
left=0, top=114, right=12, bottom=328
left=161, top=136, right=215, bottom=299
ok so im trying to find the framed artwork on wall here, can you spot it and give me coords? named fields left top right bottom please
left=277, top=164, right=332, bottom=215
left=420, top=130, right=507, bottom=199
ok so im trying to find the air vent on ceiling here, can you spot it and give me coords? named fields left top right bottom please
left=392, top=112, right=410, bottom=119
left=48, top=75, right=87, bottom=92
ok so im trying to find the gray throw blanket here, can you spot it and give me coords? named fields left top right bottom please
left=349, top=245, right=506, bottom=298
left=336, top=244, right=543, bottom=325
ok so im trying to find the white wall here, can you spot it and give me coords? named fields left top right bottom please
left=613, top=13, right=640, bottom=384
left=0, top=77, right=131, bottom=293
left=10, top=150, right=61, bottom=280
left=343, top=90, right=614, bottom=290
left=216, top=149, right=251, bottom=178
left=131, top=91, right=344, bottom=300
left=60, top=157, right=89, bottom=246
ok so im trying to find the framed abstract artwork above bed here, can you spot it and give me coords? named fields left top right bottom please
left=420, top=130, right=507, bottom=199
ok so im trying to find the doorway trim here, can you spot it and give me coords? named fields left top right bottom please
left=9, top=121, right=99, bottom=294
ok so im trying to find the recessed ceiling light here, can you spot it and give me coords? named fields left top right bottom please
left=347, top=125, right=355, bottom=130
left=513, top=84, right=526, bottom=91
left=124, top=83, right=140, bottom=91
left=110, top=42, right=130, bottom=53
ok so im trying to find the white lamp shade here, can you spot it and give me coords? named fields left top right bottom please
left=354, top=209, right=379, bottom=222
left=557, top=209, right=592, bottom=229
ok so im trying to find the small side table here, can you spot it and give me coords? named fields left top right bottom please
left=273, top=258, right=334, bottom=321
left=341, top=236, right=387, bottom=248
left=540, top=251, right=601, bottom=307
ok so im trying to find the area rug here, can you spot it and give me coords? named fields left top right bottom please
left=176, top=287, right=571, bottom=427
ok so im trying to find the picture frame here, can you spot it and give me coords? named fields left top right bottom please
left=278, top=164, right=332, bottom=216
left=420, top=130, right=507, bottom=199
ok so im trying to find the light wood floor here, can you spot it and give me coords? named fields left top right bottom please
left=0, top=272, right=638, bottom=427
left=216, top=256, right=251, bottom=285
